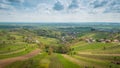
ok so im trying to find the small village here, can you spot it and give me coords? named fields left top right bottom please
left=85, top=38, right=120, bottom=43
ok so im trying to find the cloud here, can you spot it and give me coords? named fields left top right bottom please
left=1, top=0, right=120, bottom=14
left=0, top=0, right=120, bottom=22
left=0, top=0, right=10, bottom=4
left=68, top=0, right=79, bottom=9
left=0, top=3, right=15, bottom=10
left=105, top=0, right=120, bottom=13
left=53, top=1, right=64, bottom=11
left=35, top=3, right=53, bottom=14
left=0, top=12, right=120, bottom=22
left=8, top=0, right=24, bottom=3
left=90, top=0, right=108, bottom=8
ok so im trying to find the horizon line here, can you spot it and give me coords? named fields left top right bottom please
left=0, top=22, right=120, bottom=24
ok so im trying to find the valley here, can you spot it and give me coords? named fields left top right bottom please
left=0, top=23, right=120, bottom=68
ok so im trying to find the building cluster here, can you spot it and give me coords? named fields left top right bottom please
left=85, top=38, right=120, bottom=43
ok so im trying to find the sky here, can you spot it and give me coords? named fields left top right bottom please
left=0, top=0, right=120, bottom=22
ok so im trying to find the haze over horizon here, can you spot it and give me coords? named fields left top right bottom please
left=0, top=0, right=120, bottom=22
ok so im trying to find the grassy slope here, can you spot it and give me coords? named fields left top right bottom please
left=72, top=41, right=120, bottom=54
left=57, top=54, right=80, bottom=68
left=69, top=31, right=120, bottom=68
left=1, top=27, right=120, bottom=68
left=0, top=44, right=37, bottom=59
left=6, top=53, right=80, bottom=68
left=38, top=36, right=60, bottom=46
left=0, top=43, right=26, bottom=53
left=73, top=55, right=120, bottom=68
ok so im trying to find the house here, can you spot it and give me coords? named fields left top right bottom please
left=85, top=38, right=96, bottom=43
left=35, top=40, right=40, bottom=43
left=105, top=39, right=111, bottom=43
left=113, top=39, right=119, bottom=43
left=98, top=39, right=106, bottom=43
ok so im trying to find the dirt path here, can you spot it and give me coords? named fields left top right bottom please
left=78, top=52, right=120, bottom=56
left=0, top=49, right=25, bottom=55
left=0, top=49, right=40, bottom=68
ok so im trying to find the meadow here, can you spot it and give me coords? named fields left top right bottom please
left=0, top=23, right=120, bottom=68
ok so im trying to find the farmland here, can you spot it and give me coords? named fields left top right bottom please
left=0, top=23, right=120, bottom=68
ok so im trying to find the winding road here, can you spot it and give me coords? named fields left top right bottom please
left=0, top=49, right=40, bottom=68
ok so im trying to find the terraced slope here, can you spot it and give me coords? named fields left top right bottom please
left=0, top=49, right=40, bottom=68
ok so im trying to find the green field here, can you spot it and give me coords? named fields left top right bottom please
left=0, top=23, right=120, bottom=68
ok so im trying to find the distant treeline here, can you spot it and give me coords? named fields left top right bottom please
left=0, top=25, right=19, bottom=29
left=0, top=25, right=33, bottom=29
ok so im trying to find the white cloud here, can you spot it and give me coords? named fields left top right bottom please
left=0, top=0, right=120, bottom=22
left=0, top=3, right=15, bottom=10
left=0, top=11, right=120, bottom=22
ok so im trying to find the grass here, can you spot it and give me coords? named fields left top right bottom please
left=70, top=40, right=120, bottom=54
left=79, top=32, right=112, bottom=39
left=80, top=33, right=95, bottom=39
left=6, top=53, right=81, bottom=68
left=49, top=54, right=64, bottom=68
left=38, top=36, right=60, bottom=46
left=1, top=26, right=120, bottom=68
left=73, top=54, right=120, bottom=68
left=73, top=42, right=118, bottom=51
left=5, top=53, right=47, bottom=68
left=73, top=55, right=109, bottom=68
left=0, top=42, right=26, bottom=54
left=57, top=54, right=81, bottom=68
left=0, top=44, right=37, bottom=59
left=77, top=54, right=120, bottom=61
left=93, top=44, right=120, bottom=54
left=71, top=41, right=88, bottom=48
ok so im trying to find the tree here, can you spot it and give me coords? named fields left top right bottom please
left=103, top=46, right=106, bottom=50
left=57, top=45, right=70, bottom=54
left=48, top=47, right=53, bottom=55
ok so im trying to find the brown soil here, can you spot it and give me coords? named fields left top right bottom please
left=0, top=49, right=40, bottom=68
